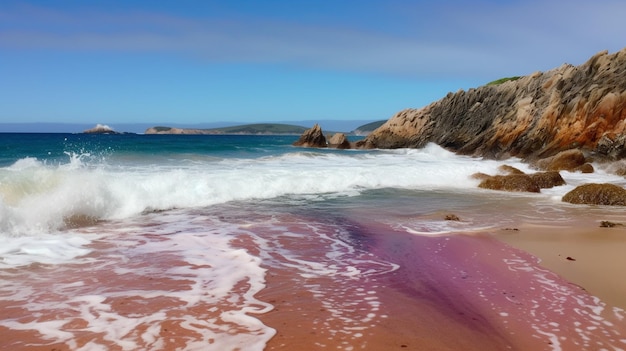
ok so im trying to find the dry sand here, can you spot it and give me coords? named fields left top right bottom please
left=495, top=216, right=626, bottom=310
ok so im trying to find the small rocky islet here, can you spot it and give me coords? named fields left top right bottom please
left=294, top=48, right=626, bottom=206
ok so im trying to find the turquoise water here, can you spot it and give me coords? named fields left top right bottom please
left=0, top=133, right=304, bottom=166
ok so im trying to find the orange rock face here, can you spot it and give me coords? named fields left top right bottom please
left=292, top=124, right=328, bottom=148
left=359, top=48, right=626, bottom=160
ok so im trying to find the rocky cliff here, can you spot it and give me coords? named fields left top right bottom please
left=358, top=48, right=626, bottom=160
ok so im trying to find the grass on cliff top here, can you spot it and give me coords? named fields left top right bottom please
left=486, top=76, right=522, bottom=86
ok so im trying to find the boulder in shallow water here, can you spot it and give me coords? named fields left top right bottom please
left=328, top=133, right=351, bottom=149
left=471, top=172, right=492, bottom=181
left=533, top=149, right=590, bottom=172
left=478, top=174, right=541, bottom=193
left=498, top=165, right=525, bottom=175
left=577, top=163, right=595, bottom=173
left=444, top=214, right=460, bottom=221
left=562, top=183, right=626, bottom=206
left=293, top=124, right=327, bottom=148
left=602, top=160, right=626, bottom=176
left=529, top=171, right=566, bottom=189
left=476, top=168, right=565, bottom=193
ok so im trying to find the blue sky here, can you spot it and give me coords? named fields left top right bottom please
left=1, top=0, right=625, bottom=130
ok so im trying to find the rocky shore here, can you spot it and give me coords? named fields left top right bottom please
left=297, top=48, right=626, bottom=160
left=294, top=48, right=626, bottom=205
left=356, top=48, right=626, bottom=161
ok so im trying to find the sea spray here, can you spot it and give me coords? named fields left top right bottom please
left=1, top=141, right=625, bottom=238
left=2, top=134, right=626, bottom=350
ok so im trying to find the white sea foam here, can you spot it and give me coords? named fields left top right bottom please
left=3, top=137, right=625, bottom=350
left=0, top=144, right=492, bottom=235
left=0, top=211, right=276, bottom=350
left=0, top=233, right=94, bottom=267
left=0, top=143, right=623, bottom=261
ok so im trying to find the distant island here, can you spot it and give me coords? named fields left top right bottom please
left=352, top=120, right=386, bottom=136
left=144, top=121, right=386, bottom=136
left=144, top=123, right=308, bottom=135
left=83, top=124, right=123, bottom=134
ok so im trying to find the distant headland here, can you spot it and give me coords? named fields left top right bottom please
left=143, top=121, right=385, bottom=136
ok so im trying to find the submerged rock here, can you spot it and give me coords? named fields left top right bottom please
left=471, top=172, right=492, bottom=181
left=444, top=214, right=460, bottom=221
left=602, top=160, right=626, bottom=176
left=562, top=183, right=626, bottom=205
left=498, top=165, right=525, bottom=175
left=292, top=124, right=327, bottom=148
left=600, top=220, right=624, bottom=227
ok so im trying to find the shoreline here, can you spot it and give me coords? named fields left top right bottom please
left=257, top=231, right=530, bottom=350
left=257, top=216, right=626, bottom=350
left=494, top=215, right=626, bottom=310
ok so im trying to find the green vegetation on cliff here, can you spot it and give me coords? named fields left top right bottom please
left=148, top=121, right=384, bottom=135
left=210, top=123, right=308, bottom=134
left=486, top=76, right=522, bottom=86
left=146, top=123, right=309, bottom=135
left=152, top=126, right=173, bottom=132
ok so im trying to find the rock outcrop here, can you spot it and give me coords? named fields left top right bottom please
left=358, top=48, right=626, bottom=160
left=478, top=174, right=541, bottom=193
left=84, top=124, right=119, bottom=134
left=292, top=124, right=327, bottom=148
left=532, top=149, right=594, bottom=173
left=562, top=183, right=626, bottom=206
left=328, top=133, right=351, bottom=149
left=474, top=165, right=565, bottom=193
left=529, top=171, right=567, bottom=189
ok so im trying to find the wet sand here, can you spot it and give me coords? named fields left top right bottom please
left=2, top=208, right=626, bottom=350
left=496, top=217, right=626, bottom=310
left=258, top=219, right=626, bottom=350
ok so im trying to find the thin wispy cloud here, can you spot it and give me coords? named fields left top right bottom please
left=1, top=1, right=625, bottom=126
left=2, top=1, right=624, bottom=80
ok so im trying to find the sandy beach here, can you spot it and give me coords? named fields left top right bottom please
left=258, top=215, right=626, bottom=350
left=1, top=203, right=625, bottom=350
left=496, top=215, right=626, bottom=310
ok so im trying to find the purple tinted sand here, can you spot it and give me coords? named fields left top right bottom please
left=367, top=227, right=626, bottom=350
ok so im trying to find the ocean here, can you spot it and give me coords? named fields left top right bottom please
left=1, top=133, right=626, bottom=350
